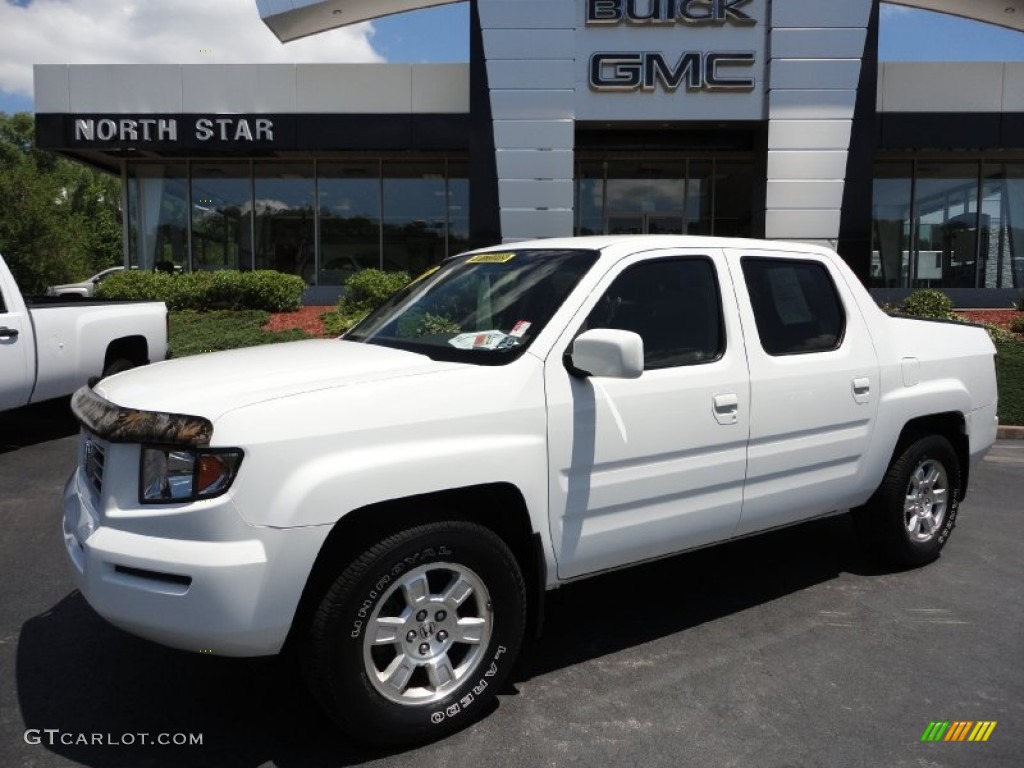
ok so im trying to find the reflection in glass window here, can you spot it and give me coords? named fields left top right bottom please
left=713, top=161, right=753, bottom=237
left=191, top=164, right=253, bottom=271
left=128, top=164, right=189, bottom=272
left=383, top=162, right=448, bottom=276
left=871, top=162, right=913, bottom=288
left=872, top=160, right=1024, bottom=290
left=981, top=164, right=1024, bottom=290
left=605, top=160, right=686, bottom=235
left=319, top=161, right=381, bottom=284
left=575, top=161, right=604, bottom=236
left=447, top=162, right=470, bottom=257
left=573, top=157, right=751, bottom=236
left=687, top=161, right=713, bottom=235
left=915, top=163, right=979, bottom=289
left=253, top=163, right=315, bottom=283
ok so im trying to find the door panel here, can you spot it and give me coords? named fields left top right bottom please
left=545, top=249, right=750, bottom=579
left=724, top=249, right=881, bottom=535
left=0, top=298, right=32, bottom=411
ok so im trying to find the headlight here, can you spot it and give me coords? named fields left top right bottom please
left=140, top=446, right=243, bottom=503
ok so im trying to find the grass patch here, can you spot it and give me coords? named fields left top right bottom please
left=996, top=340, right=1024, bottom=426
left=169, top=310, right=310, bottom=358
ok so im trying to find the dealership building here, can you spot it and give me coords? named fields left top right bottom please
left=33, top=0, right=1024, bottom=304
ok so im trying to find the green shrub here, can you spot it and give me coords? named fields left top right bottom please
left=901, top=289, right=954, bottom=320
left=1011, top=316, right=1024, bottom=335
left=338, top=269, right=411, bottom=315
left=98, top=269, right=304, bottom=312
left=96, top=270, right=175, bottom=302
left=320, top=269, right=412, bottom=337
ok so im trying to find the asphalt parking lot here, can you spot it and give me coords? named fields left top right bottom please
left=1, top=399, right=1022, bottom=768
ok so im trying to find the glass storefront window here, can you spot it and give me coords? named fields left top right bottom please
left=447, top=162, right=470, bottom=257
left=605, top=160, right=686, bottom=235
left=572, top=157, right=751, bottom=237
left=915, top=163, right=980, bottom=289
left=871, top=162, right=913, bottom=288
left=872, top=160, right=1024, bottom=290
left=711, top=161, right=753, bottom=237
left=686, top=161, right=713, bottom=235
left=127, top=164, right=189, bottom=272
left=253, top=163, right=315, bottom=283
left=575, top=161, right=605, bottom=237
left=383, top=162, right=448, bottom=276
left=318, top=161, right=382, bottom=284
left=191, top=163, right=253, bottom=271
left=982, top=163, right=1024, bottom=290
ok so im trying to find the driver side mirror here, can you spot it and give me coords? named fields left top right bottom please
left=568, top=329, right=644, bottom=379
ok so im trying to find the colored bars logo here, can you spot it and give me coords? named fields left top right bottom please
left=921, top=721, right=997, bottom=742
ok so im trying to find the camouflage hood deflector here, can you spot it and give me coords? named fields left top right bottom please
left=71, top=386, right=213, bottom=446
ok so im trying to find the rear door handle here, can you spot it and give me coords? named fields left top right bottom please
left=713, top=393, right=739, bottom=425
left=852, top=377, right=871, bottom=404
left=0, top=326, right=19, bottom=340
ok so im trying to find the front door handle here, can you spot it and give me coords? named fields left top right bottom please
left=713, top=393, right=739, bottom=425
left=0, top=326, right=19, bottom=340
left=852, top=377, right=871, bottom=404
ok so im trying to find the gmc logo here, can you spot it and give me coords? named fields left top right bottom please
left=586, top=0, right=757, bottom=26
left=589, top=51, right=755, bottom=91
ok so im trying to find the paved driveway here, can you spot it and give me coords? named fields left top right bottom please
left=1, top=400, right=1021, bottom=767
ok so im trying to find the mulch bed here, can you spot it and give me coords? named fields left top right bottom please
left=263, top=306, right=333, bottom=338
left=957, top=309, right=1021, bottom=332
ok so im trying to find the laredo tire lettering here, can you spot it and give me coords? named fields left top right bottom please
left=302, top=521, right=526, bottom=746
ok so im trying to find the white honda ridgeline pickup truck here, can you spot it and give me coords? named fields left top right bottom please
left=63, top=236, right=998, bottom=744
left=1, top=254, right=166, bottom=413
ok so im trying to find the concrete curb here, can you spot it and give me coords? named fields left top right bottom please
left=997, top=426, right=1024, bottom=439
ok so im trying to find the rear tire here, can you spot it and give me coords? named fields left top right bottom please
left=855, top=435, right=960, bottom=567
left=302, top=521, right=526, bottom=746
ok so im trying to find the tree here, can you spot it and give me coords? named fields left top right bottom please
left=0, top=112, right=122, bottom=294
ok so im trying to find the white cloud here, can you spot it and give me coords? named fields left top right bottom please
left=0, top=0, right=382, bottom=98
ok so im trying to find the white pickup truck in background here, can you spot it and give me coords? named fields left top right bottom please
left=62, top=236, right=998, bottom=745
left=0, top=254, right=167, bottom=412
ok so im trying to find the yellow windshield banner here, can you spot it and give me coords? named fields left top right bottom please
left=467, top=252, right=516, bottom=264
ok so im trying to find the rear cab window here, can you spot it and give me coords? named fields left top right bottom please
left=740, top=257, right=846, bottom=355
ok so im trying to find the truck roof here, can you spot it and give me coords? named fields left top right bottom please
left=465, top=235, right=838, bottom=262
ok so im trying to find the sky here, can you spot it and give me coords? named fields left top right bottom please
left=0, top=1, right=1022, bottom=115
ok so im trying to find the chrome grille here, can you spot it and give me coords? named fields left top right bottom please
left=83, top=433, right=105, bottom=497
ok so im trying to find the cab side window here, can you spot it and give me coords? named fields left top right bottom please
left=741, top=257, right=845, bottom=355
left=583, top=258, right=724, bottom=370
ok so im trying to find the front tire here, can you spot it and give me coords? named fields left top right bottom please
left=856, top=435, right=961, bottom=566
left=101, top=358, right=135, bottom=378
left=303, top=521, right=526, bottom=745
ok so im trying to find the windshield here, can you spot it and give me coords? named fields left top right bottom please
left=344, top=249, right=599, bottom=364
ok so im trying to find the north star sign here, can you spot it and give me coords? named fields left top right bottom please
left=73, top=116, right=275, bottom=143
left=586, top=0, right=758, bottom=93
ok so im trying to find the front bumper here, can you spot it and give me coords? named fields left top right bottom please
left=62, top=466, right=329, bottom=657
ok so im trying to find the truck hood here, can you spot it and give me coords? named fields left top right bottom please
left=94, top=339, right=460, bottom=421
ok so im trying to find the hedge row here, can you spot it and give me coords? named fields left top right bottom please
left=97, top=269, right=305, bottom=312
